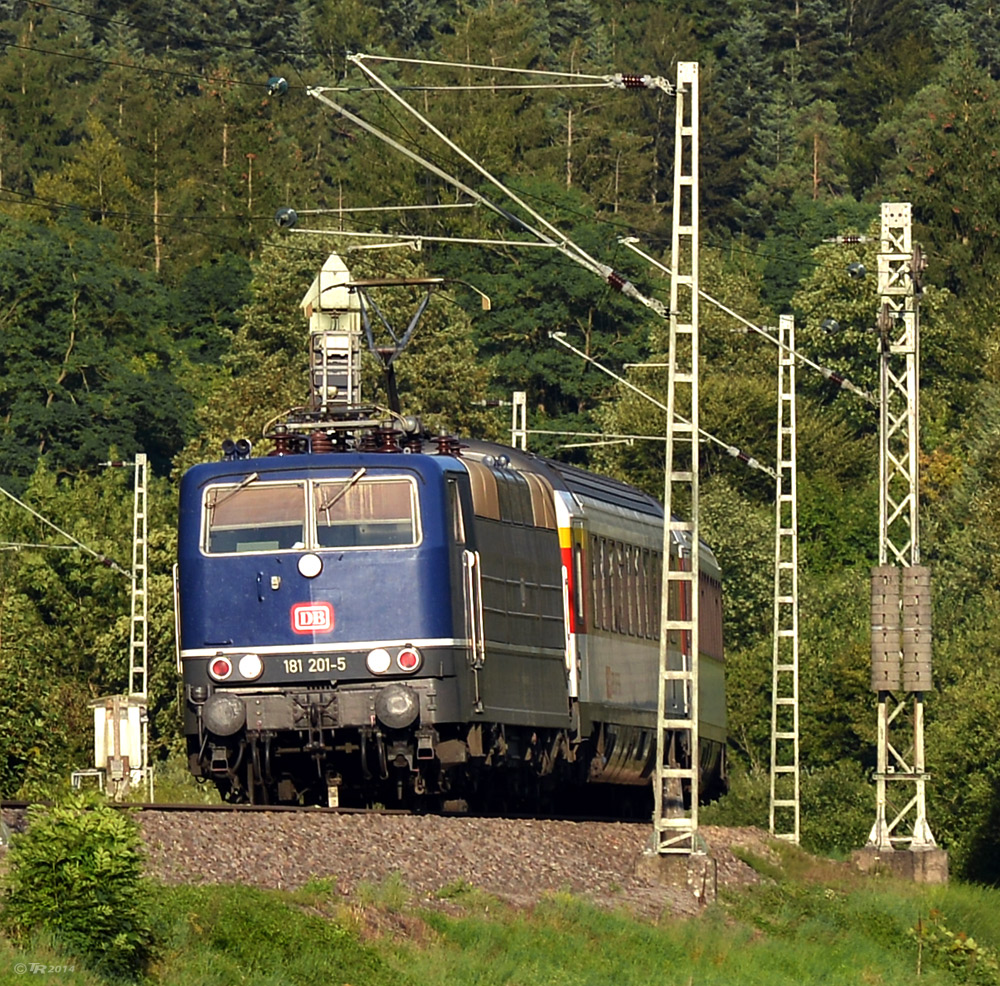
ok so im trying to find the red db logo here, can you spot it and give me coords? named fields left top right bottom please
left=290, top=601, right=334, bottom=634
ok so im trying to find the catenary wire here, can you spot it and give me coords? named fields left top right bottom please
left=0, top=36, right=894, bottom=279
left=0, top=483, right=130, bottom=576
left=0, top=42, right=933, bottom=287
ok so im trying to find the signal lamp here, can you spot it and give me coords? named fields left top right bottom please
left=397, top=647, right=422, bottom=673
left=238, top=654, right=263, bottom=680
left=209, top=656, right=233, bottom=681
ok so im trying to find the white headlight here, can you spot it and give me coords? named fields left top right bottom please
left=366, top=648, right=392, bottom=674
left=238, top=653, right=264, bottom=679
left=297, top=553, right=323, bottom=578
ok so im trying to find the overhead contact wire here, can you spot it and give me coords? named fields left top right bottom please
left=0, top=484, right=131, bottom=576
left=618, top=238, right=878, bottom=405
left=336, top=54, right=668, bottom=318
left=548, top=333, right=775, bottom=478
left=351, top=52, right=675, bottom=93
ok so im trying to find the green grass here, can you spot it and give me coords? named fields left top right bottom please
left=2, top=862, right=1000, bottom=984
left=0, top=933, right=104, bottom=986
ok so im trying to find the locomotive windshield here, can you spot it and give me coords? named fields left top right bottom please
left=313, top=477, right=417, bottom=547
left=205, top=482, right=306, bottom=553
left=202, top=476, right=419, bottom=554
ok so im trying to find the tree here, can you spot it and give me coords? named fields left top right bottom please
left=0, top=215, right=195, bottom=480
left=876, top=48, right=1000, bottom=294
left=430, top=182, right=653, bottom=458
left=33, top=114, right=144, bottom=246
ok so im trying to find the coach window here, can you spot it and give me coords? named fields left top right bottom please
left=314, top=477, right=418, bottom=548
left=601, top=538, right=612, bottom=630
left=608, top=541, right=622, bottom=633
left=590, top=534, right=601, bottom=630
left=627, top=544, right=639, bottom=636
left=204, top=482, right=306, bottom=554
left=638, top=548, right=649, bottom=637
left=650, top=551, right=662, bottom=638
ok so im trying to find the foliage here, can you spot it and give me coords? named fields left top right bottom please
left=0, top=215, right=196, bottom=481
left=0, top=461, right=179, bottom=799
left=1, top=794, right=152, bottom=979
left=911, top=911, right=1000, bottom=985
left=703, top=759, right=872, bottom=857
left=7, top=874, right=1000, bottom=986
left=876, top=48, right=1000, bottom=295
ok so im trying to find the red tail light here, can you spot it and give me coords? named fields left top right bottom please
left=396, top=647, right=421, bottom=673
left=209, top=656, right=233, bottom=681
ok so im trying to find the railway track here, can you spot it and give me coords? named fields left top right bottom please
left=2, top=800, right=408, bottom=814
left=2, top=798, right=647, bottom=824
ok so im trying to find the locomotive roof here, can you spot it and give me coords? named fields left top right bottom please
left=458, top=439, right=720, bottom=572
left=458, top=439, right=663, bottom=518
left=183, top=439, right=662, bottom=519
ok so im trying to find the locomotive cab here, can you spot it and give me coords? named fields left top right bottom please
left=178, top=451, right=479, bottom=806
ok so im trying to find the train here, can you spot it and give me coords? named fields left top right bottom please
left=175, top=253, right=726, bottom=811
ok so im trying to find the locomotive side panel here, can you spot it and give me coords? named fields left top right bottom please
left=473, top=516, right=570, bottom=726
left=462, top=458, right=571, bottom=727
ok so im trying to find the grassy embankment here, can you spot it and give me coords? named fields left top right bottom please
left=1, top=842, right=999, bottom=985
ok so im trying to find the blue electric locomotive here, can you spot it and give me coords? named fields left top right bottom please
left=176, top=252, right=726, bottom=809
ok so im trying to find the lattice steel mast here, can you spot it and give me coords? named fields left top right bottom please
left=128, top=453, right=151, bottom=799
left=769, top=315, right=800, bottom=843
left=653, top=61, right=700, bottom=855
left=867, top=202, right=936, bottom=851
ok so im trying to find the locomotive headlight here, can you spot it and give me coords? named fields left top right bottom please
left=297, top=553, right=323, bottom=578
left=375, top=683, right=419, bottom=729
left=238, top=653, right=263, bottom=680
left=209, top=656, right=233, bottom=681
left=366, top=648, right=392, bottom=674
left=396, top=647, right=422, bottom=673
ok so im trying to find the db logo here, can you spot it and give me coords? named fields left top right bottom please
left=290, top=601, right=334, bottom=634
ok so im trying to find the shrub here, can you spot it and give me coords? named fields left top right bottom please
left=701, top=759, right=875, bottom=858
left=2, top=793, right=153, bottom=979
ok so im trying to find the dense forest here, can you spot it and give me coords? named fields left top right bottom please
left=1, top=0, right=1000, bottom=878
